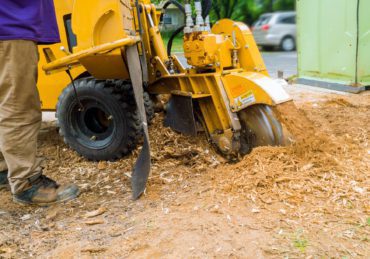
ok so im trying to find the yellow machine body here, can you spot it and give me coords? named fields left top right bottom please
left=38, top=0, right=141, bottom=109
left=148, top=19, right=291, bottom=152
left=184, top=32, right=233, bottom=68
left=39, top=0, right=291, bottom=155
left=37, top=0, right=85, bottom=110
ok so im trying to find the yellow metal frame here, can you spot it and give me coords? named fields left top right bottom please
left=212, top=20, right=269, bottom=75
left=148, top=19, right=290, bottom=152
left=38, top=0, right=291, bottom=154
left=37, top=0, right=86, bottom=110
left=43, top=36, right=140, bottom=73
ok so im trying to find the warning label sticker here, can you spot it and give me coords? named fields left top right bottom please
left=234, top=90, right=256, bottom=107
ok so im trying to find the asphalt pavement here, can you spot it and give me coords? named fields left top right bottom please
left=261, top=51, right=297, bottom=79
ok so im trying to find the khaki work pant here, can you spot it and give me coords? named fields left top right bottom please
left=0, top=40, right=43, bottom=194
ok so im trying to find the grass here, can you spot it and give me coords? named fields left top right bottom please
left=161, top=31, right=184, bottom=54
left=292, top=229, right=308, bottom=253
left=293, top=238, right=308, bottom=252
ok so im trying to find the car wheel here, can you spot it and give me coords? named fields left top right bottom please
left=262, top=46, right=275, bottom=51
left=280, top=36, right=295, bottom=51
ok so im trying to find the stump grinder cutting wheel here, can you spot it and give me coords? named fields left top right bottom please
left=238, top=104, right=286, bottom=155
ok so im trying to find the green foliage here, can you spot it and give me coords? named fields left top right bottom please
left=212, top=0, right=241, bottom=20
left=162, top=32, right=184, bottom=53
left=274, top=0, right=296, bottom=10
left=210, top=0, right=295, bottom=25
left=155, top=0, right=295, bottom=25
left=152, top=0, right=166, bottom=4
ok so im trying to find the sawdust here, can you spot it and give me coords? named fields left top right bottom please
left=218, top=97, right=368, bottom=203
left=0, top=89, right=369, bottom=258
left=211, top=96, right=369, bottom=256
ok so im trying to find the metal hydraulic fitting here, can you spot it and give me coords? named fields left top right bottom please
left=204, top=15, right=211, bottom=32
left=193, top=0, right=204, bottom=32
left=184, top=3, right=194, bottom=33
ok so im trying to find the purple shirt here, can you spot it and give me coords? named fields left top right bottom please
left=0, top=0, right=60, bottom=44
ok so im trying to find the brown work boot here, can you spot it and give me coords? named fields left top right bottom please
left=13, top=175, right=79, bottom=206
left=0, top=170, right=9, bottom=189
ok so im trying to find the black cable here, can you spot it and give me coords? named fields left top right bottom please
left=65, top=69, right=84, bottom=111
left=201, top=0, right=212, bottom=19
left=167, top=25, right=185, bottom=56
left=159, top=0, right=186, bottom=57
left=159, top=0, right=185, bottom=23
left=163, top=0, right=213, bottom=56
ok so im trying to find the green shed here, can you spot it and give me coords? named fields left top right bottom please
left=297, top=0, right=369, bottom=93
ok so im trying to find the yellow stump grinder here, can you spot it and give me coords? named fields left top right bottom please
left=40, top=0, right=292, bottom=199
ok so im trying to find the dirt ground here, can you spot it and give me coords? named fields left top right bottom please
left=0, top=84, right=369, bottom=258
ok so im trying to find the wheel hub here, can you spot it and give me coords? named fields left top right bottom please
left=84, top=107, right=111, bottom=135
left=72, top=99, right=115, bottom=148
left=282, top=38, right=294, bottom=51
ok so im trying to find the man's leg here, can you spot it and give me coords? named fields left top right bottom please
left=0, top=40, right=78, bottom=205
left=0, top=152, right=7, bottom=172
left=0, top=152, right=8, bottom=188
left=0, top=40, right=43, bottom=194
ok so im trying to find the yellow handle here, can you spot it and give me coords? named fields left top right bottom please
left=43, top=36, right=140, bottom=73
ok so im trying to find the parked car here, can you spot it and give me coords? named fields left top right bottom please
left=252, top=11, right=296, bottom=51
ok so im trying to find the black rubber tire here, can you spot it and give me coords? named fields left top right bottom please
left=262, top=46, right=275, bottom=51
left=280, top=36, right=296, bottom=52
left=110, top=80, right=155, bottom=123
left=238, top=104, right=285, bottom=155
left=56, top=78, right=142, bottom=161
left=143, top=92, right=155, bottom=123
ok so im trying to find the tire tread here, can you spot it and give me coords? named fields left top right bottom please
left=56, top=78, right=144, bottom=161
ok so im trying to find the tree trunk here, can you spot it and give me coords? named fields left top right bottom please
left=269, top=0, right=274, bottom=12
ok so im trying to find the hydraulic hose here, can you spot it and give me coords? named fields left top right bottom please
left=159, top=0, right=185, bottom=23
left=164, top=0, right=213, bottom=56
left=167, top=25, right=185, bottom=56
left=201, top=0, right=212, bottom=19
left=160, top=0, right=212, bottom=23
left=161, top=0, right=186, bottom=56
